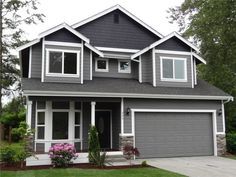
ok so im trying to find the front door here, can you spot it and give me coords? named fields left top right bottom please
left=95, top=111, right=111, bottom=149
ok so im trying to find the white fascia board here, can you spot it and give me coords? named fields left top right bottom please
left=84, top=43, right=104, bottom=57
left=39, top=23, right=90, bottom=43
left=131, top=32, right=200, bottom=60
left=23, top=90, right=233, bottom=101
left=192, top=52, right=207, bottom=64
left=71, top=4, right=163, bottom=38
left=95, top=47, right=139, bottom=53
left=16, top=38, right=40, bottom=51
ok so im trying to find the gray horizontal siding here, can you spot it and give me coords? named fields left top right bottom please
left=93, top=58, right=138, bottom=79
left=44, top=45, right=81, bottom=83
left=76, top=10, right=160, bottom=49
left=31, top=42, right=42, bottom=78
left=155, top=53, right=193, bottom=88
left=123, top=98, right=223, bottom=133
left=156, top=37, right=191, bottom=52
left=45, top=28, right=82, bottom=43
left=141, top=51, right=152, bottom=83
left=83, top=47, right=91, bottom=80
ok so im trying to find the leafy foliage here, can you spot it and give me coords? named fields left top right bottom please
left=49, top=143, right=78, bottom=168
left=168, top=0, right=236, bottom=132
left=226, top=133, right=236, bottom=154
left=90, top=151, right=108, bottom=167
left=123, top=144, right=140, bottom=165
left=88, top=126, right=100, bottom=164
left=0, top=145, right=16, bottom=164
left=0, top=0, right=45, bottom=115
left=12, top=121, right=34, bottom=142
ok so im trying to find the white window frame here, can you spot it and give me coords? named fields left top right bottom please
left=118, top=60, right=131, bottom=73
left=95, top=58, right=109, bottom=72
left=74, top=111, right=82, bottom=141
left=160, top=56, right=187, bottom=82
left=36, top=104, right=46, bottom=140
left=46, top=48, right=80, bottom=77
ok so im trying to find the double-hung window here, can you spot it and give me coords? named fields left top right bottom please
left=161, top=57, right=187, bottom=82
left=46, top=49, right=80, bottom=76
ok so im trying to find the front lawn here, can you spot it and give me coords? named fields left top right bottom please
left=1, top=167, right=186, bottom=177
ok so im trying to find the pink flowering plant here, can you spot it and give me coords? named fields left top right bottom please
left=49, top=143, right=78, bottom=167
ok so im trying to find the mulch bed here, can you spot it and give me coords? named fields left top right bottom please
left=0, top=162, right=148, bottom=171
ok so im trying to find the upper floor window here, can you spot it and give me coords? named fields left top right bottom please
left=46, top=49, right=80, bottom=76
left=160, top=57, right=187, bottom=82
left=118, top=60, right=131, bottom=73
left=95, top=58, right=109, bottom=72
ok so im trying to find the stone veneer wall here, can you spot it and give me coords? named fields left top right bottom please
left=119, top=136, right=134, bottom=150
left=217, top=134, right=226, bottom=156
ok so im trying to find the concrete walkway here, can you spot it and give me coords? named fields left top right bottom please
left=140, top=156, right=236, bottom=177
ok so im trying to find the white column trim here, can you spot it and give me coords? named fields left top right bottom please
left=194, top=58, right=197, bottom=85
left=69, top=101, right=75, bottom=141
left=41, top=38, right=45, bottom=82
left=222, top=100, right=226, bottom=133
left=27, top=100, right=33, bottom=128
left=91, top=101, right=96, bottom=126
left=138, top=56, right=142, bottom=83
left=90, top=51, right=92, bottom=80
left=81, top=102, right=83, bottom=150
left=191, top=51, right=194, bottom=88
left=28, top=47, right=32, bottom=78
left=44, top=101, right=52, bottom=152
left=121, top=98, right=124, bottom=135
left=81, top=41, right=84, bottom=84
left=152, top=48, right=156, bottom=87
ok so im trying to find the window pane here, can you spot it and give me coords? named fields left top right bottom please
left=120, top=61, right=130, bottom=71
left=75, top=112, right=80, bottom=125
left=74, top=142, right=80, bottom=152
left=37, top=101, right=46, bottom=109
left=75, top=126, right=80, bottom=139
left=52, top=112, right=68, bottom=139
left=49, top=51, right=62, bottom=73
left=52, top=101, right=69, bottom=109
left=97, top=60, right=107, bottom=69
left=37, top=112, right=45, bottom=125
left=175, top=60, right=185, bottom=79
left=163, top=59, right=173, bottom=78
left=37, top=127, right=45, bottom=139
left=64, top=52, right=77, bottom=74
left=75, top=102, right=81, bottom=110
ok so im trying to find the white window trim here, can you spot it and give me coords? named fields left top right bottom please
left=160, top=56, right=187, bottom=82
left=95, top=58, right=109, bottom=72
left=45, top=48, right=80, bottom=77
left=35, top=102, right=46, bottom=141
left=118, top=60, right=131, bottom=73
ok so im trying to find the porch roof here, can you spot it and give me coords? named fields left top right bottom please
left=22, top=78, right=232, bottom=100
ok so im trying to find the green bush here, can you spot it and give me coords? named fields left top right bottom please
left=88, top=126, right=100, bottom=164
left=141, top=160, right=148, bottom=167
left=226, top=133, right=236, bottom=154
left=90, top=151, right=108, bottom=167
left=0, top=145, right=16, bottom=164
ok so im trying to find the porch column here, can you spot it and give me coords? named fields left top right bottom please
left=91, top=101, right=96, bottom=126
left=26, top=100, right=32, bottom=128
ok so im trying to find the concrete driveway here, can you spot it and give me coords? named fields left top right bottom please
left=142, top=156, right=236, bottom=177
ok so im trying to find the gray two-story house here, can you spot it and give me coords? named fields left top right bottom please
left=17, top=5, right=233, bottom=166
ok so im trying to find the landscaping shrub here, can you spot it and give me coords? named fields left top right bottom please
left=88, top=126, right=100, bottom=164
left=141, top=160, right=148, bottom=167
left=0, top=145, right=16, bottom=164
left=49, top=143, right=78, bottom=167
left=123, top=144, right=140, bottom=165
left=226, top=133, right=236, bottom=154
left=90, top=151, right=108, bottom=167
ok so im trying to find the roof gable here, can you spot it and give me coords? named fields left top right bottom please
left=75, top=9, right=161, bottom=49
left=72, top=5, right=163, bottom=38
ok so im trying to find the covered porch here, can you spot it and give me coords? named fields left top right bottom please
left=26, top=97, right=123, bottom=154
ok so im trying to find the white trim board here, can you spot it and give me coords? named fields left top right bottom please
left=44, top=41, right=82, bottom=47
left=85, top=43, right=104, bottom=57
left=95, top=46, right=139, bottom=53
left=130, top=109, right=218, bottom=156
left=71, top=4, right=163, bottom=38
left=17, top=38, right=40, bottom=51
left=23, top=90, right=234, bottom=101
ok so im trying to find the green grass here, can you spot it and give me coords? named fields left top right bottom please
left=0, top=168, right=186, bottom=177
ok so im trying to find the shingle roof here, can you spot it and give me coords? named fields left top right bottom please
left=22, top=78, right=232, bottom=100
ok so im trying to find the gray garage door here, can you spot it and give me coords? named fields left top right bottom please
left=135, top=112, right=214, bottom=158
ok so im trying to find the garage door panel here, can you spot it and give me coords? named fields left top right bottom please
left=135, top=112, right=214, bottom=158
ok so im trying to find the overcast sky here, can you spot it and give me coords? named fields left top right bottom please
left=23, top=0, right=184, bottom=40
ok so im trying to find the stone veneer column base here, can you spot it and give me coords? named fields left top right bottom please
left=217, top=134, right=226, bottom=156
left=119, top=135, right=134, bottom=150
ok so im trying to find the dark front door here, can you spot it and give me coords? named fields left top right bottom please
left=95, top=111, right=111, bottom=149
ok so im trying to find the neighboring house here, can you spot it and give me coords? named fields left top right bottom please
left=17, top=5, right=233, bottom=165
